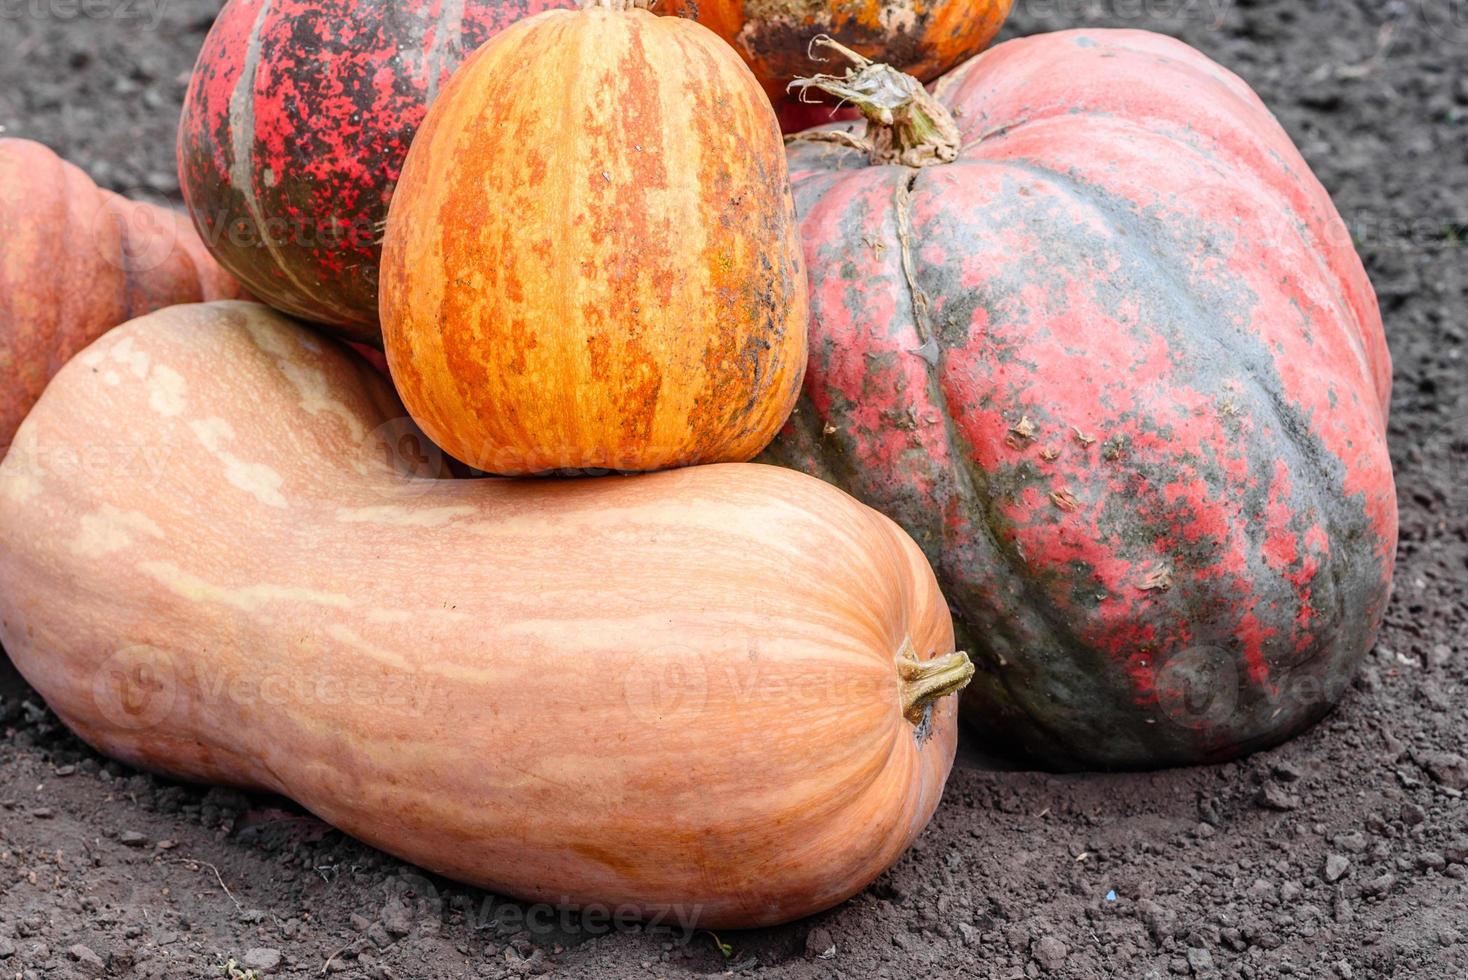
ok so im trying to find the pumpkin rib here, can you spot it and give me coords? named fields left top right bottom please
left=939, top=32, right=1386, bottom=411
left=970, top=116, right=1377, bottom=403
left=921, top=146, right=1383, bottom=543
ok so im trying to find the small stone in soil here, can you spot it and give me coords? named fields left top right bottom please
left=68, top=944, right=105, bottom=968
left=1360, top=873, right=1397, bottom=898
left=1420, top=751, right=1468, bottom=790
left=118, top=831, right=148, bottom=847
left=242, top=947, right=283, bottom=971
left=380, top=900, right=412, bottom=938
left=1270, top=760, right=1304, bottom=783
left=1032, top=936, right=1067, bottom=970
left=804, top=927, right=835, bottom=959
left=1400, top=803, right=1426, bottom=826
left=1324, top=855, right=1351, bottom=882
left=1186, top=947, right=1215, bottom=973
left=1415, top=852, right=1447, bottom=871
left=1256, top=783, right=1301, bottom=811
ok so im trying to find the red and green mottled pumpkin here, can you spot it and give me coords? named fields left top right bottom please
left=177, top=0, right=575, bottom=342
left=764, top=30, right=1397, bottom=770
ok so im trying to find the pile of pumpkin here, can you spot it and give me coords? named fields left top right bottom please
left=0, top=0, right=1395, bottom=929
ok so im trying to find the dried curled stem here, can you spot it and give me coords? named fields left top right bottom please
left=788, top=35, right=961, bottom=169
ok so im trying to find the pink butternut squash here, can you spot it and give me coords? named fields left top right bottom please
left=0, top=301, right=971, bottom=928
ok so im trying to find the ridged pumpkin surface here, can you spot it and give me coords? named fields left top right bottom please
left=1, top=139, right=243, bottom=457
left=178, top=0, right=575, bottom=340
left=765, top=31, right=1397, bottom=769
left=381, top=6, right=808, bottom=476
left=0, top=302, right=961, bottom=927
left=664, top=0, right=1013, bottom=103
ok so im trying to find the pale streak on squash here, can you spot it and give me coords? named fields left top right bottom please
left=0, top=302, right=960, bottom=928
left=381, top=8, right=808, bottom=476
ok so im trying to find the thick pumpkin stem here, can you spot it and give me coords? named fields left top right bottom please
left=789, top=36, right=961, bottom=169
left=898, top=647, right=975, bottom=725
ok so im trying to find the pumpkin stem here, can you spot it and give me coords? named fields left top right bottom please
left=788, top=35, right=961, bottom=169
left=897, top=646, right=975, bottom=725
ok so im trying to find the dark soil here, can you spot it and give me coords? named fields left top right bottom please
left=2, top=1, right=1465, bottom=978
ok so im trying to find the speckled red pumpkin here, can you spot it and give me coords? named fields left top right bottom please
left=764, top=30, right=1397, bottom=770
left=177, top=0, right=574, bottom=342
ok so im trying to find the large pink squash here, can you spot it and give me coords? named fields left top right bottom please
left=765, top=30, right=1397, bottom=769
left=1, top=139, right=244, bottom=457
left=177, top=0, right=575, bottom=341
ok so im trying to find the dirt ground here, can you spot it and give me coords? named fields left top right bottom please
left=1, top=0, right=1465, bottom=977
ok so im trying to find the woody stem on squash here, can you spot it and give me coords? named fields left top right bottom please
left=898, top=648, right=975, bottom=725
left=788, top=35, right=962, bottom=169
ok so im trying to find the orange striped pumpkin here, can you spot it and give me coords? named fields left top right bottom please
left=381, top=0, right=808, bottom=475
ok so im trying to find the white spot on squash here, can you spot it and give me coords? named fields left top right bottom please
left=147, top=365, right=188, bottom=417
left=138, top=561, right=354, bottom=612
left=335, top=505, right=476, bottom=528
left=188, top=417, right=288, bottom=509
left=70, top=505, right=164, bottom=558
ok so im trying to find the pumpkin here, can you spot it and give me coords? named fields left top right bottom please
left=0, top=138, right=244, bottom=457
left=0, top=301, right=971, bottom=927
left=177, top=0, right=577, bottom=341
left=763, top=31, right=1397, bottom=770
left=663, top=0, right=1013, bottom=113
left=381, top=1, right=809, bottom=476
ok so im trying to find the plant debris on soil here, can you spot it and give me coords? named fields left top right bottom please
left=2, top=1, right=1466, bottom=977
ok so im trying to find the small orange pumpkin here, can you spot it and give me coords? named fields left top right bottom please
left=0, top=139, right=244, bottom=456
left=663, top=0, right=1014, bottom=106
left=381, top=0, right=809, bottom=476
